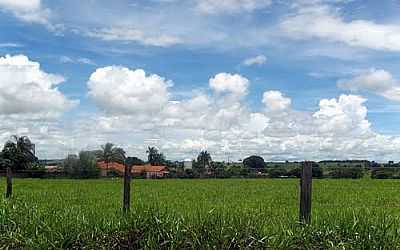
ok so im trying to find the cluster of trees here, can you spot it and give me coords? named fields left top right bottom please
left=61, top=144, right=168, bottom=178
left=0, top=135, right=393, bottom=181
left=61, top=152, right=100, bottom=178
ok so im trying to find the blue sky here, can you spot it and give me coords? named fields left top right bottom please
left=1, top=0, right=400, bottom=161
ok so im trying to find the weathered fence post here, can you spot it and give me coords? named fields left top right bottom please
left=299, top=161, right=312, bottom=224
left=123, top=164, right=132, bottom=213
left=6, top=167, right=12, bottom=198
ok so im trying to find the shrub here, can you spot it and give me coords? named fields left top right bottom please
left=371, top=168, right=400, bottom=179
left=286, top=165, right=323, bottom=178
left=267, top=168, right=288, bottom=178
left=312, top=166, right=324, bottom=178
left=327, top=168, right=363, bottom=179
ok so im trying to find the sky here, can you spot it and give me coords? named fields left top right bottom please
left=1, top=0, right=400, bottom=162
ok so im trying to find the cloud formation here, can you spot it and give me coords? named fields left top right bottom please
left=80, top=66, right=400, bottom=161
left=0, top=54, right=78, bottom=116
left=85, top=27, right=182, bottom=47
left=242, top=55, right=267, bottom=66
left=1, top=61, right=399, bottom=161
left=0, top=0, right=51, bottom=26
left=60, top=56, right=96, bottom=66
left=88, top=67, right=172, bottom=115
left=338, top=69, right=400, bottom=101
left=281, top=4, right=400, bottom=51
left=262, top=90, right=291, bottom=112
left=209, top=73, right=249, bottom=97
left=196, top=0, right=272, bottom=14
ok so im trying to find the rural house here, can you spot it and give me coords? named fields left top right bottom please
left=97, top=161, right=168, bottom=178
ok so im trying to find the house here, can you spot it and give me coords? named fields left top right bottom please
left=183, top=159, right=193, bottom=170
left=45, top=165, right=59, bottom=173
left=132, top=165, right=169, bottom=179
left=97, top=161, right=168, bottom=178
left=97, top=161, right=126, bottom=177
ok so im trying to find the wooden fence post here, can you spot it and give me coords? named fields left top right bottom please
left=6, top=167, right=12, bottom=198
left=299, top=161, right=312, bottom=224
left=123, top=164, right=132, bottom=213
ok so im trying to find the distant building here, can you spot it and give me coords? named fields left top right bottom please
left=132, top=165, right=169, bottom=179
left=183, top=159, right=193, bottom=170
left=96, top=161, right=168, bottom=178
left=45, top=165, right=59, bottom=173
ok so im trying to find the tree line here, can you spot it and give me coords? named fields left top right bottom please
left=0, top=136, right=398, bottom=180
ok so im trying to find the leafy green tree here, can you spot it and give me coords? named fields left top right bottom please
left=125, top=156, right=144, bottom=166
left=146, top=146, right=165, bottom=165
left=96, top=143, right=126, bottom=171
left=1, top=135, right=37, bottom=171
left=62, top=154, right=80, bottom=177
left=197, top=150, right=212, bottom=168
left=79, top=151, right=100, bottom=178
left=62, top=152, right=101, bottom=178
left=243, top=155, right=265, bottom=170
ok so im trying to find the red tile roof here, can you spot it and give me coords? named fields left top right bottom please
left=132, top=165, right=168, bottom=173
left=97, top=161, right=167, bottom=173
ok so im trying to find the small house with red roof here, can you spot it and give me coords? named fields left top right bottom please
left=97, top=161, right=168, bottom=179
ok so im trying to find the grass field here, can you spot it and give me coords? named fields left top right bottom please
left=1, top=178, right=400, bottom=249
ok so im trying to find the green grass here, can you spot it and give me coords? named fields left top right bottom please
left=1, top=178, right=400, bottom=249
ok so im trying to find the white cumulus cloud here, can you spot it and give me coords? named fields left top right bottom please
left=209, top=73, right=249, bottom=97
left=313, top=94, right=370, bottom=135
left=262, top=90, right=291, bottom=112
left=87, top=66, right=172, bottom=115
left=0, top=54, right=78, bottom=116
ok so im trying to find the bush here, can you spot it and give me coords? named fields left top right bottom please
left=286, top=165, right=323, bottom=178
left=312, top=166, right=324, bottom=178
left=267, top=168, right=288, bottom=178
left=327, top=168, right=363, bottom=179
left=24, top=162, right=46, bottom=178
left=287, top=168, right=301, bottom=178
left=371, top=168, right=400, bottom=179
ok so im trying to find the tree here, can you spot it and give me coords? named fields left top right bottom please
left=125, top=156, right=144, bottom=166
left=78, top=151, right=100, bottom=178
left=197, top=150, right=212, bottom=168
left=146, top=146, right=165, bottom=166
left=243, top=155, right=265, bottom=170
left=1, top=135, right=37, bottom=198
left=96, top=143, right=126, bottom=172
left=1, top=135, right=37, bottom=170
left=62, top=152, right=101, bottom=178
left=62, top=154, right=80, bottom=177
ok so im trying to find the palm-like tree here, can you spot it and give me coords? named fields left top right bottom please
left=146, top=146, right=157, bottom=164
left=2, top=135, right=36, bottom=170
left=97, top=143, right=126, bottom=172
left=146, top=146, right=165, bottom=166
left=197, top=150, right=212, bottom=169
left=1, top=135, right=37, bottom=198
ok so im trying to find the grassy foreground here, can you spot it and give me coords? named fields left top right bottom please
left=1, top=178, right=400, bottom=249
